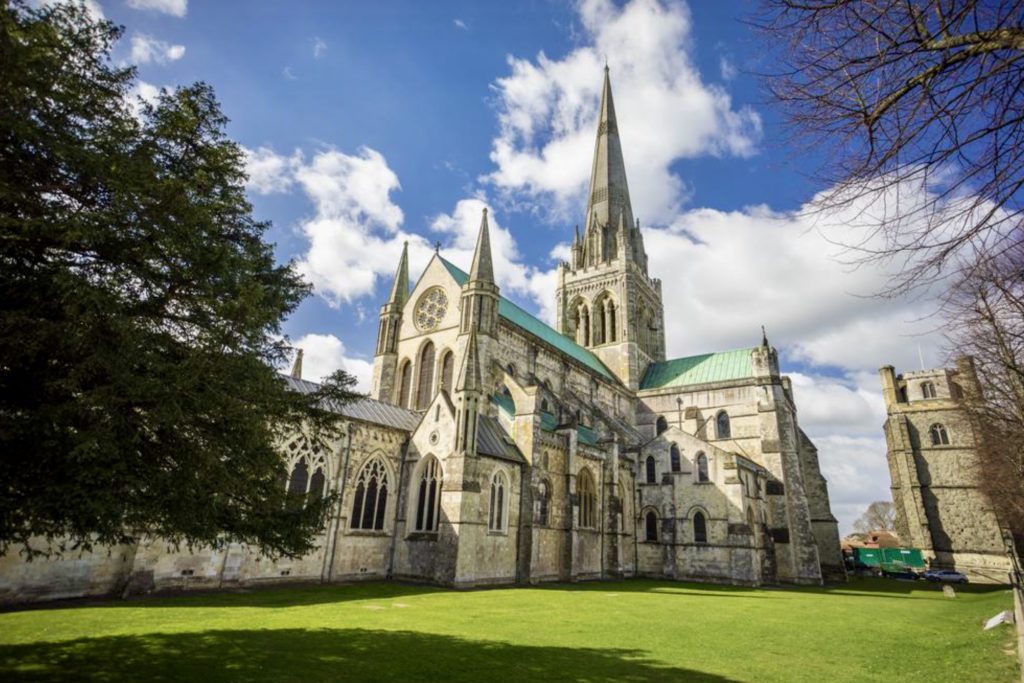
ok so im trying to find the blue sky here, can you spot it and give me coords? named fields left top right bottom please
left=91, top=0, right=954, bottom=534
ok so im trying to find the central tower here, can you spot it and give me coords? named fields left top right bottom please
left=556, top=67, right=665, bottom=389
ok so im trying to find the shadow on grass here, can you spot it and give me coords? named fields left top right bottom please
left=539, top=579, right=765, bottom=599
left=0, top=628, right=738, bottom=682
left=817, top=577, right=1010, bottom=598
left=1, top=581, right=448, bottom=614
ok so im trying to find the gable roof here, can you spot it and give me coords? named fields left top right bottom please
left=640, top=347, right=757, bottom=390
left=477, top=415, right=527, bottom=464
left=283, top=375, right=421, bottom=432
left=439, top=257, right=616, bottom=382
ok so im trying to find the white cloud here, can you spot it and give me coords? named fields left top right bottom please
left=127, top=79, right=164, bottom=120
left=126, top=0, right=187, bottom=17
left=36, top=0, right=104, bottom=20
left=312, top=37, right=327, bottom=58
left=454, top=18, right=468, bottom=30
left=812, top=435, right=892, bottom=535
left=129, top=33, right=185, bottom=65
left=719, top=55, right=737, bottom=81
left=243, top=147, right=302, bottom=195
left=485, top=0, right=761, bottom=224
left=283, top=66, right=297, bottom=80
left=292, top=334, right=373, bottom=392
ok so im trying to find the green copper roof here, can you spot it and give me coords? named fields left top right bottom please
left=491, top=395, right=599, bottom=446
left=441, top=258, right=615, bottom=382
left=640, top=347, right=757, bottom=390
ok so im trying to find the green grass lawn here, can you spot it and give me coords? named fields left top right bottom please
left=0, top=578, right=1017, bottom=682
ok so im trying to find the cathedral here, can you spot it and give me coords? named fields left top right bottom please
left=0, top=70, right=843, bottom=604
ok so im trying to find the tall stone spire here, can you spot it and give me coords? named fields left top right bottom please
left=469, top=208, right=494, bottom=284
left=290, top=348, right=303, bottom=380
left=460, top=208, right=500, bottom=337
left=386, top=241, right=410, bottom=306
left=583, top=66, right=634, bottom=238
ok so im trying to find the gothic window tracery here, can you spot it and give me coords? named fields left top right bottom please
left=414, top=456, right=443, bottom=533
left=414, top=287, right=448, bottom=332
left=921, top=381, right=937, bottom=399
left=488, top=471, right=508, bottom=532
left=440, top=350, right=454, bottom=393
left=351, top=457, right=389, bottom=530
left=282, top=433, right=329, bottom=508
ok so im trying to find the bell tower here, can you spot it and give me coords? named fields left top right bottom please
left=556, top=67, right=665, bottom=389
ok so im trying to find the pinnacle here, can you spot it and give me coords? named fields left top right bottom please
left=469, top=207, right=494, bottom=284
left=386, top=241, right=410, bottom=306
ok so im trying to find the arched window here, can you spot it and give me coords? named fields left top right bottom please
left=655, top=416, right=668, bottom=435
left=282, top=433, right=329, bottom=509
left=351, top=458, right=389, bottom=530
left=645, top=455, right=657, bottom=484
left=578, top=469, right=596, bottom=528
left=541, top=398, right=550, bottom=412
left=696, top=452, right=709, bottom=483
left=593, top=292, right=617, bottom=345
left=929, top=423, right=950, bottom=446
left=398, top=360, right=412, bottom=409
left=440, top=350, right=454, bottom=393
left=607, top=300, right=617, bottom=342
left=570, top=298, right=591, bottom=347
left=693, top=511, right=708, bottom=543
left=488, top=471, right=508, bottom=532
left=286, top=459, right=309, bottom=508
left=670, top=444, right=681, bottom=472
left=416, top=342, right=436, bottom=409
left=921, top=381, right=937, bottom=399
left=309, top=467, right=326, bottom=502
left=534, top=480, right=550, bottom=526
left=645, top=509, right=658, bottom=542
left=414, top=457, right=443, bottom=532
left=506, top=363, right=516, bottom=378
left=715, top=411, right=730, bottom=439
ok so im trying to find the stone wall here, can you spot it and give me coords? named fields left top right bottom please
left=881, top=363, right=1012, bottom=583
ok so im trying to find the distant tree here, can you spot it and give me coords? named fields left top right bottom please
left=853, top=501, right=897, bottom=534
left=0, top=1, right=359, bottom=558
left=944, top=248, right=1024, bottom=537
left=756, top=0, right=1024, bottom=295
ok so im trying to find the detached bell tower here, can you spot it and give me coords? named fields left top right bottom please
left=556, top=67, right=665, bottom=389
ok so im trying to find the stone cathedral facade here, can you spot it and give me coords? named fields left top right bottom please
left=0, top=70, right=843, bottom=604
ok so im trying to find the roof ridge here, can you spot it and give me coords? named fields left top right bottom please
left=439, top=257, right=618, bottom=383
left=657, top=345, right=759, bottom=364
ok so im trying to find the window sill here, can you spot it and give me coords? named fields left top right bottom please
left=406, top=532, right=439, bottom=541
left=486, top=530, right=508, bottom=537
left=347, top=529, right=389, bottom=537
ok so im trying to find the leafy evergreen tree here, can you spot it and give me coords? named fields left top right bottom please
left=0, top=0, right=358, bottom=557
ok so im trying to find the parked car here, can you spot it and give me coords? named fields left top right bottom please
left=882, top=568, right=920, bottom=581
left=922, top=569, right=969, bottom=584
